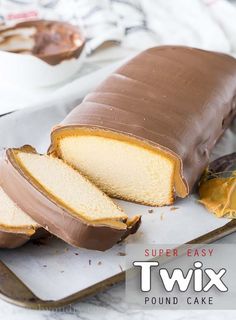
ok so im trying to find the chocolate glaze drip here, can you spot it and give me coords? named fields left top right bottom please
left=0, top=20, right=85, bottom=65
left=50, top=46, right=236, bottom=197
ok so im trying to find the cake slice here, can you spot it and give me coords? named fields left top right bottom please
left=0, top=186, right=44, bottom=248
left=51, top=133, right=176, bottom=206
left=0, top=146, right=140, bottom=251
left=49, top=46, right=236, bottom=206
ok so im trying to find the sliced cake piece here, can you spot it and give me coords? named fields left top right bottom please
left=51, top=133, right=176, bottom=206
left=0, top=146, right=140, bottom=251
left=49, top=46, right=236, bottom=206
left=0, top=186, right=45, bottom=248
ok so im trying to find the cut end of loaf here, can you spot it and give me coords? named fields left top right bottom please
left=9, top=146, right=129, bottom=228
left=50, top=128, right=182, bottom=206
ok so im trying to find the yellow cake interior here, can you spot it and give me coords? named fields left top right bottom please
left=0, top=186, right=38, bottom=233
left=51, top=129, right=179, bottom=206
left=13, top=150, right=128, bottom=228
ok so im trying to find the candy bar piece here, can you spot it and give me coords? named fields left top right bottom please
left=199, top=153, right=236, bottom=218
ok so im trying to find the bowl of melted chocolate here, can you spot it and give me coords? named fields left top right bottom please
left=0, top=20, right=86, bottom=87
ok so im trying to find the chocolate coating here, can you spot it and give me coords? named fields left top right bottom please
left=0, top=147, right=140, bottom=251
left=0, top=227, right=47, bottom=249
left=0, top=20, right=85, bottom=65
left=50, top=46, right=236, bottom=197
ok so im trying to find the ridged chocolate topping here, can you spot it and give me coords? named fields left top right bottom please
left=0, top=147, right=141, bottom=251
left=50, top=46, right=236, bottom=196
left=0, top=20, right=85, bottom=65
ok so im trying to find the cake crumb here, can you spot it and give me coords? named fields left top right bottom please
left=89, top=259, right=92, bottom=265
left=119, top=264, right=123, bottom=272
left=97, top=261, right=102, bottom=265
left=43, top=265, right=47, bottom=268
left=170, top=207, right=179, bottom=211
left=160, top=213, right=164, bottom=220
left=74, top=252, right=79, bottom=256
left=117, top=252, right=126, bottom=256
left=148, top=209, right=154, bottom=214
left=64, top=248, right=69, bottom=252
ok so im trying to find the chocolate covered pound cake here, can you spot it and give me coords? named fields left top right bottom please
left=0, top=146, right=140, bottom=250
left=49, top=46, right=236, bottom=206
left=0, top=186, right=45, bottom=248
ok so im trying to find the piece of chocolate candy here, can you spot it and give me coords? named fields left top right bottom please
left=199, top=153, right=236, bottom=218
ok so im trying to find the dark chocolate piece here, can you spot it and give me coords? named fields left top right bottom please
left=208, top=153, right=236, bottom=177
left=199, top=153, right=236, bottom=218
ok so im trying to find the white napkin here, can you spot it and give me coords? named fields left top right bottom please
left=2, top=0, right=236, bottom=56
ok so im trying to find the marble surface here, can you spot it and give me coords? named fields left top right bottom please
left=1, top=282, right=236, bottom=319
left=1, top=232, right=236, bottom=320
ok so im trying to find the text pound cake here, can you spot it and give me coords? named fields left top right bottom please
left=49, top=46, right=236, bottom=206
left=0, top=146, right=140, bottom=251
left=0, top=186, right=45, bottom=248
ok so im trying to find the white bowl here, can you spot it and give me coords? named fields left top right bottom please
left=0, top=48, right=86, bottom=88
left=0, top=20, right=86, bottom=89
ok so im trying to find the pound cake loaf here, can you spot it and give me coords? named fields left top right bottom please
left=0, top=186, right=45, bottom=248
left=49, top=46, right=236, bottom=206
left=0, top=146, right=140, bottom=251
